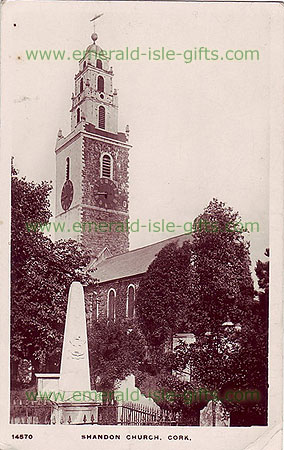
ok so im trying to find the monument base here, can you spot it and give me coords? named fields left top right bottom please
left=51, top=402, right=101, bottom=425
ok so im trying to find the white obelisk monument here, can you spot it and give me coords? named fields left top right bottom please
left=59, top=281, right=90, bottom=393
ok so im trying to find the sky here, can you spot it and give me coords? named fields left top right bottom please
left=3, top=1, right=270, bottom=272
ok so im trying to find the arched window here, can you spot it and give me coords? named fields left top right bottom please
left=96, top=59, right=102, bottom=69
left=83, top=61, right=87, bottom=70
left=76, top=108, right=80, bottom=124
left=127, top=285, right=135, bottom=319
left=108, top=289, right=116, bottom=320
left=66, top=157, right=70, bottom=181
left=97, top=76, right=104, bottom=92
left=80, top=78, right=84, bottom=93
left=101, top=153, right=112, bottom=179
left=98, top=106, right=105, bottom=129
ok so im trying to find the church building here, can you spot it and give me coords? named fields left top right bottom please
left=54, top=25, right=191, bottom=343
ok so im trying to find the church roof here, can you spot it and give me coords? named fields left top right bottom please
left=91, top=233, right=192, bottom=284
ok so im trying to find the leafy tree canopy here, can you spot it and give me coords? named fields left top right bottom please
left=137, top=198, right=254, bottom=347
left=11, top=163, right=93, bottom=387
left=136, top=199, right=268, bottom=424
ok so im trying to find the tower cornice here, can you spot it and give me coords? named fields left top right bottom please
left=55, top=127, right=131, bottom=155
left=75, top=64, right=113, bottom=80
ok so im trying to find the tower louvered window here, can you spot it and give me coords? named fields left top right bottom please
left=96, top=59, right=102, bottom=69
left=102, top=154, right=112, bottom=179
left=99, top=106, right=105, bottom=129
left=97, top=76, right=104, bottom=93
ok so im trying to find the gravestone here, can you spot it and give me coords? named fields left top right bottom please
left=200, top=400, right=230, bottom=426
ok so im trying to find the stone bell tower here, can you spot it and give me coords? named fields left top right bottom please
left=55, top=18, right=131, bottom=258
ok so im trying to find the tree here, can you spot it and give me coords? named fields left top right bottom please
left=88, top=320, right=147, bottom=392
left=177, top=203, right=268, bottom=425
left=136, top=240, right=198, bottom=348
left=137, top=198, right=254, bottom=351
left=255, top=248, right=269, bottom=320
left=186, top=199, right=255, bottom=388
left=250, top=248, right=269, bottom=425
left=136, top=199, right=267, bottom=425
left=11, top=164, right=92, bottom=388
left=190, top=198, right=254, bottom=334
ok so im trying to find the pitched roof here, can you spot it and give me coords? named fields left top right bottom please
left=91, top=233, right=192, bottom=284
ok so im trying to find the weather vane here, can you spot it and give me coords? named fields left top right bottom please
left=90, top=13, right=104, bottom=33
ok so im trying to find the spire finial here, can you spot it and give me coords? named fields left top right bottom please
left=90, top=13, right=103, bottom=42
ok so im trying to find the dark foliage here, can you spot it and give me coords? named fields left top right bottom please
left=11, top=163, right=92, bottom=388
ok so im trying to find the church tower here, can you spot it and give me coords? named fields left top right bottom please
left=55, top=21, right=130, bottom=258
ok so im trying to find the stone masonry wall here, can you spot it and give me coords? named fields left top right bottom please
left=81, top=136, right=129, bottom=258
